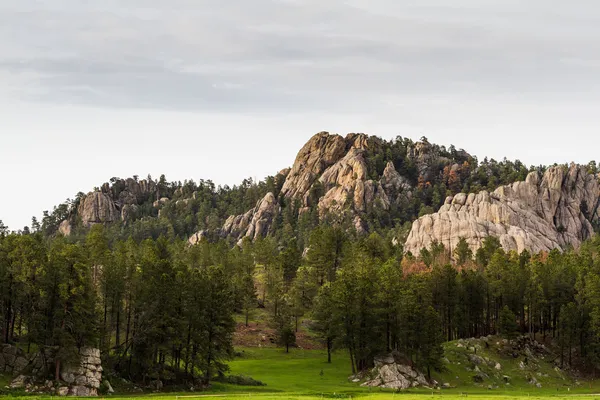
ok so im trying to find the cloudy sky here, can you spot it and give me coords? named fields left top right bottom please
left=2, top=0, right=600, bottom=230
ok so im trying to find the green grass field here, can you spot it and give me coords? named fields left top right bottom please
left=3, top=344, right=600, bottom=399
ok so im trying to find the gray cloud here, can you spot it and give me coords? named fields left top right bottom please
left=2, top=0, right=600, bottom=112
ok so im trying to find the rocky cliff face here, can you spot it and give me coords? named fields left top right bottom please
left=220, top=192, right=281, bottom=244
left=60, top=178, right=157, bottom=234
left=404, top=164, right=600, bottom=255
left=78, top=192, right=120, bottom=227
left=200, top=132, right=412, bottom=244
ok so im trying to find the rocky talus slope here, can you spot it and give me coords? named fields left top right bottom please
left=404, top=164, right=600, bottom=255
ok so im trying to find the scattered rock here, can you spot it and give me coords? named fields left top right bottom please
left=57, top=386, right=70, bottom=396
left=10, top=375, right=29, bottom=389
left=150, top=379, right=163, bottom=390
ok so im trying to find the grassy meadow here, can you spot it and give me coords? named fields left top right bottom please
left=2, top=311, right=600, bottom=399
left=2, top=345, right=600, bottom=400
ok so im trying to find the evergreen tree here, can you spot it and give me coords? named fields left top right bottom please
left=498, top=306, right=519, bottom=338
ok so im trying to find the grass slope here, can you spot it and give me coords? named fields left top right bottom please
left=430, top=337, right=581, bottom=393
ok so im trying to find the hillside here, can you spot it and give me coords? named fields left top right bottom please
left=41, top=132, right=600, bottom=255
left=3, top=131, right=600, bottom=398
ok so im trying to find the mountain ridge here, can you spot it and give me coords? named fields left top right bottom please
left=47, top=132, right=600, bottom=255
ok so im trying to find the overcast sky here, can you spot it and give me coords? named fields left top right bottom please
left=2, top=0, right=600, bottom=230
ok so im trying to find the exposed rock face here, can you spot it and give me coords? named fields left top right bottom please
left=205, top=132, right=399, bottom=244
left=120, top=204, right=138, bottom=222
left=381, top=161, right=412, bottom=200
left=60, top=347, right=103, bottom=397
left=0, top=344, right=28, bottom=374
left=110, top=178, right=156, bottom=206
left=60, top=177, right=158, bottom=235
left=405, top=164, right=600, bottom=255
left=77, top=192, right=119, bottom=227
left=317, top=148, right=389, bottom=215
left=246, top=193, right=280, bottom=240
left=188, top=230, right=207, bottom=245
left=3, top=344, right=102, bottom=397
left=222, top=210, right=254, bottom=240
left=58, top=220, right=72, bottom=236
left=220, top=192, right=281, bottom=243
left=407, top=140, right=438, bottom=180
left=281, top=132, right=348, bottom=201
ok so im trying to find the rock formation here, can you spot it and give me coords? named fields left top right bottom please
left=360, top=353, right=430, bottom=390
left=221, top=192, right=281, bottom=244
left=77, top=192, right=120, bottom=227
left=404, top=164, right=600, bottom=255
left=188, top=230, right=207, bottom=245
left=0, top=344, right=28, bottom=374
left=59, top=177, right=158, bottom=235
left=103, top=178, right=156, bottom=207
left=3, top=344, right=103, bottom=397
left=198, top=132, right=407, bottom=244
left=59, top=347, right=103, bottom=396
left=280, top=132, right=348, bottom=201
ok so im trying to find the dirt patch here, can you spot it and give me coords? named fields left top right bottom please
left=233, top=320, right=324, bottom=350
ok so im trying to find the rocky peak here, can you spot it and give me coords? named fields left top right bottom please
left=280, top=132, right=379, bottom=203
left=201, top=132, right=405, bottom=245
left=280, top=132, right=348, bottom=200
left=404, top=164, right=600, bottom=255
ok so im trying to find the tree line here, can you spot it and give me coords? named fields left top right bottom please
left=4, top=221, right=600, bottom=386
left=0, top=225, right=235, bottom=386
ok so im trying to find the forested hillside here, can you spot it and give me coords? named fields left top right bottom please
left=2, top=132, right=600, bottom=394
left=35, top=133, right=560, bottom=247
left=4, top=224, right=600, bottom=390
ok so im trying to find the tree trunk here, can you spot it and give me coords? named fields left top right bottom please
left=349, top=349, right=356, bottom=374
left=55, top=360, right=61, bottom=382
left=115, top=308, right=121, bottom=349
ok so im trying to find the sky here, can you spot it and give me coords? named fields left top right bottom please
left=1, top=0, right=600, bottom=230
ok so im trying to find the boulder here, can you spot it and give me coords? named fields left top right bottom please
left=57, top=386, right=70, bottom=396
left=10, top=375, right=29, bottom=389
left=58, top=220, right=72, bottom=236
left=188, top=230, right=207, bottom=245
left=70, top=386, right=92, bottom=397
left=379, top=365, right=412, bottom=390
left=358, top=355, right=430, bottom=390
